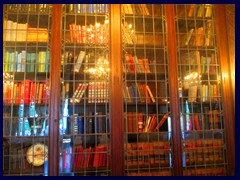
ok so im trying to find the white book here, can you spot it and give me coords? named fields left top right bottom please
left=6, top=20, right=13, bottom=41
left=74, top=51, right=85, bottom=72
left=11, top=22, right=17, bottom=41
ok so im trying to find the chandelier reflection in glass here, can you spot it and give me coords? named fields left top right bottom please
left=84, top=55, right=110, bottom=79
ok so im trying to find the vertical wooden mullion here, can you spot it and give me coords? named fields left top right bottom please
left=109, top=4, right=124, bottom=176
left=214, top=4, right=235, bottom=176
left=165, top=4, right=183, bottom=176
left=49, top=4, right=62, bottom=176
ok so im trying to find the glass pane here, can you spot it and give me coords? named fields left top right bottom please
left=175, top=4, right=227, bottom=176
left=122, top=4, right=172, bottom=176
left=3, top=4, right=52, bottom=176
left=60, top=4, right=110, bottom=176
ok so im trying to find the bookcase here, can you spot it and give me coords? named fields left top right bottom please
left=3, top=4, right=235, bottom=176
left=3, top=4, right=52, bottom=175
left=175, top=4, right=228, bottom=175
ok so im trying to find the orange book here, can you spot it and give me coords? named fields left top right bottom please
left=188, top=4, right=195, bottom=17
left=193, top=114, right=201, bottom=130
left=37, top=83, right=43, bottom=104
left=148, top=114, right=157, bottom=132
left=213, top=84, right=218, bottom=102
left=155, top=113, right=168, bottom=131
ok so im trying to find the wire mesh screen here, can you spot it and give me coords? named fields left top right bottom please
left=175, top=4, right=227, bottom=176
left=121, top=4, right=173, bottom=176
left=3, top=4, right=51, bottom=176
left=60, top=4, right=111, bottom=176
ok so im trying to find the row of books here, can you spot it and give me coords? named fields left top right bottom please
left=184, top=109, right=221, bottom=131
left=180, top=51, right=216, bottom=76
left=123, top=83, right=154, bottom=103
left=186, top=84, right=218, bottom=103
left=184, top=139, right=224, bottom=165
left=68, top=23, right=108, bottom=44
left=125, top=112, right=169, bottom=133
left=72, top=144, right=109, bottom=169
left=122, top=4, right=150, bottom=16
left=62, top=50, right=108, bottom=73
left=67, top=113, right=110, bottom=135
left=183, top=166, right=226, bottom=176
left=125, top=141, right=170, bottom=167
left=122, top=22, right=137, bottom=44
left=3, top=80, right=49, bottom=105
left=124, top=53, right=151, bottom=73
left=4, top=50, right=50, bottom=73
left=4, top=20, right=49, bottom=42
left=123, top=82, right=167, bottom=104
left=69, top=81, right=109, bottom=104
left=6, top=4, right=50, bottom=13
left=65, top=4, right=109, bottom=14
left=187, top=4, right=213, bottom=18
left=127, top=170, right=171, bottom=176
left=184, top=21, right=214, bottom=46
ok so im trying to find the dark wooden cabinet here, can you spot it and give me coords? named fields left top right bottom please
left=3, top=4, right=235, bottom=176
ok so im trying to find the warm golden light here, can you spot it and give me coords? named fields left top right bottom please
left=84, top=57, right=110, bottom=79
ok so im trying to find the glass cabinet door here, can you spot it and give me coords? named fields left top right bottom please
left=60, top=4, right=111, bottom=176
left=3, top=4, right=52, bottom=176
left=175, top=4, right=227, bottom=176
left=121, top=4, right=172, bottom=176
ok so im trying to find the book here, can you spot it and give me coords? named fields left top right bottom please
left=193, top=114, right=201, bottom=130
left=74, top=51, right=85, bottom=72
left=185, top=28, right=194, bottom=46
left=155, top=113, right=168, bottom=131
left=205, top=4, right=213, bottom=18
left=180, top=50, right=201, bottom=75
left=188, top=4, right=195, bottom=17
left=146, top=84, right=156, bottom=103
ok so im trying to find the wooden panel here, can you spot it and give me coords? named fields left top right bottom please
left=215, top=4, right=235, bottom=176
left=49, top=4, right=62, bottom=176
left=165, top=4, right=183, bottom=176
left=225, top=4, right=235, bottom=111
left=110, top=4, right=124, bottom=176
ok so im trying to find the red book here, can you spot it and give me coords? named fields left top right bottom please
left=75, top=145, right=84, bottom=168
left=137, top=113, right=144, bottom=132
left=69, top=24, right=73, bottom=43
left=93, top=146, right=100, bottom=167
left=7, top=84, right=13, bottom=104
left=23, top=79, right=31, bottom=104
left=193, top=114, right=201, bottom=130
left=98, top=145, right=106, bottom=167
left=29, top=81, right=35, bottom=102
left=42, top=81, right=47, bottom=104
left=187, top=115, right=193, bottom=131
left=82, top=147, right=92, bottom=168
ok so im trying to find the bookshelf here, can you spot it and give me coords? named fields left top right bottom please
left=3, top=4, right=234, bottom=176
left=3, top=4, right=52, bottom=176
left=59, top=4, right=110, bottom=176
left=174, top=4, right=232, bottom=175
left=122, top=4, right=172, bottom=176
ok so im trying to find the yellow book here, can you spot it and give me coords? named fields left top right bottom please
left=38, top=83, right=43, bottom=104
left=146, top=85, right=155, bottom=103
